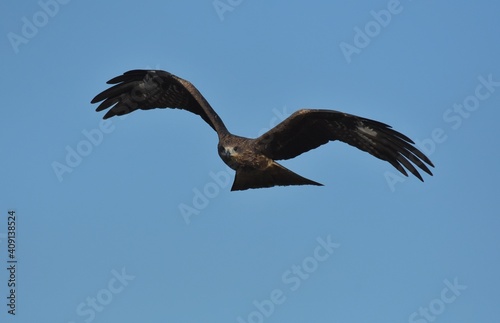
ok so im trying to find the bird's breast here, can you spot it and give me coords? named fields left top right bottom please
left=218, top=149, right=271, bottom=171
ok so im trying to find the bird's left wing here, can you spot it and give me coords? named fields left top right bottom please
left=254, top=109, right=434, bottom=181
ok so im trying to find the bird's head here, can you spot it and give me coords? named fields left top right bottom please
left=218, top=145, right=241, bottom=169
left=219, top=145, right=240, bottom=157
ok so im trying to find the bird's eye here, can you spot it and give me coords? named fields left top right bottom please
left=233, top=147, right=238, bottom=152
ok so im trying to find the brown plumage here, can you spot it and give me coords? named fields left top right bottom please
left=91, top=69, right=434, bottom=191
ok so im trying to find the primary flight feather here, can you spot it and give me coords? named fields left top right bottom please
left=91, top=69, right=434, bottom=191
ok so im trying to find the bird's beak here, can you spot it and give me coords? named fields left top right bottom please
left=225, top=148, right=233, bottom=157
left=224, top=147, right=238, bottom=157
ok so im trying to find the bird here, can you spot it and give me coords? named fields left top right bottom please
left=91, top=69, right=434, bottom=191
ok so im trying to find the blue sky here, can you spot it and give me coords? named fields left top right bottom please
left=1, top=0, right=499, bottom=322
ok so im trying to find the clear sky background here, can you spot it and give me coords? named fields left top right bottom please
left=1, top=1, right=499, bottom=322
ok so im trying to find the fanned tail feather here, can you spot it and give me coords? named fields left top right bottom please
left=231, top=162, right=323, bottom=191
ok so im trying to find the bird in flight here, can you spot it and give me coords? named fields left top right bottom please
left=91, top=69, right=434, bottom=191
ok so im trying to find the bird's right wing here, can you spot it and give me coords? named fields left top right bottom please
left=91, top=69, right=223, bottom=132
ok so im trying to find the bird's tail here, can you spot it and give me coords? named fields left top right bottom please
left=231, top=162, right=323, bottom=191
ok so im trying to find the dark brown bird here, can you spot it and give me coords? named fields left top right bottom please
left=91, top=69, right=434, bottom=191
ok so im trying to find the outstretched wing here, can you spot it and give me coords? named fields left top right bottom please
left=91, top=69, right=224, bottom=132
left=254, top=109, right=434, bottom=181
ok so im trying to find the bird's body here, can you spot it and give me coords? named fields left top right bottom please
left=217, top=133, right=322, bottom=190
left=91, top=69, right=434, bottom=190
